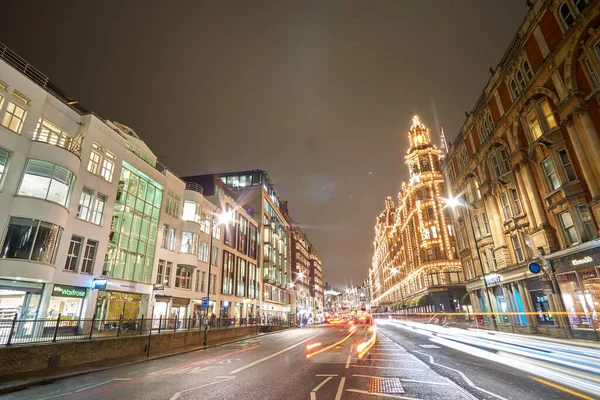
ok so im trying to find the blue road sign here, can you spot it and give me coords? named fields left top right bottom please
left=201, top=297, right=210, bottom=309
left=528, top=262, right=542, bottom=274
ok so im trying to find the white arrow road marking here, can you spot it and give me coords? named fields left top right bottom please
left=169, top=376, right=236, bottom=400
left=310, top=376, right=334, bottom=400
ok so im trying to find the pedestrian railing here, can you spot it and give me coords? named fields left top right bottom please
left=0, top=314, right=289, bottom=346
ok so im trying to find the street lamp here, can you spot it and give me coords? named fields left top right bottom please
left=446, top=196, right=498, bottom=330
left=205, top=206, right=233, bottom=319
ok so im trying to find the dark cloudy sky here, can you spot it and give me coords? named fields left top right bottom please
left=3, top=1, right=526, bottom=287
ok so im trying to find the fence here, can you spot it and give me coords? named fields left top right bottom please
left=0, top=314, right=287, bottom=346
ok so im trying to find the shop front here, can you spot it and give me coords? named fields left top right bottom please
left=95, top=291, right=143, bottom=322
left=0, top=279, right=44, bottom=320
left=47, top=284, right=87, bottom=320
left=551, top=244, right=600, bottom=340
left=171, top=297, right=189, bottom=327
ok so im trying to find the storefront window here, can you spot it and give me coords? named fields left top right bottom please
left=47, top=284, right=86, bottom=320
left=558, top=270, right=599, bottom=330
left=0, top=280, right=43, bottom=320
left=95, top=290, right=142, bottom=321
left=1, top=217, right=63, bottom=264
left=494, top=286, right=510, bottom=324
left=530, top=290, right=553, bottom=324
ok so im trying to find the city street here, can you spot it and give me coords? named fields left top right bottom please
left=3, top=323, right=589, bottom=400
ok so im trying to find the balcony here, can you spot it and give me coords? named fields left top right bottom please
left=32, top=128, right=83, bottom=158
left=185, top=182, right=204, bottom=194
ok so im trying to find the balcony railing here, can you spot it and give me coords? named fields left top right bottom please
left=0, top=42, right=49, bottom=88
left=32, top=130, right=83, bottom=158
left=185, top=182, right=204, bottom=194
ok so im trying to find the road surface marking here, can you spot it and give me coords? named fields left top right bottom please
left=345, top=354, right=352, bottom=368
left=414, top=350, right=508, bottom=400
left=345, top=389, right=421, bottom=399
left=311, top=376, right=334, bottom=392
left=530, top=376, right=595, bottom=400
left=334, top=377, right=346, bottom=400
left=361, top=359, right=421, bottom=362
left=113, top=378, right=133, bottom=381
left=352, top=365, right=424, bottom=370
left=39, top=393, right=73, bottom=400
left=352, top=374, right=450, bottom=385
left=74, top=381, right=115, bottom=392
left=316, top=374, right=338, bottom=377
left=229, top=334, right=319, bottom=374
left=419, top=344, right=441, bottom=349
left=170, top=376, right=235, bottom=400
left=151, top=345, right=260, bottom=375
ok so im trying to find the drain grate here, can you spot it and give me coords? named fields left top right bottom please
left=368, top=377, right=404, bottom=394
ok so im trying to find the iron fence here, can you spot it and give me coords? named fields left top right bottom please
left=0, top=314, right=287, bottom=346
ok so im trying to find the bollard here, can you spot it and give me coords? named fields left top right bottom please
left=89, top=313, right=96, bottom=339
left=203, top=324, right=209, bottom=346
left=52, top=314, right=62, bottom=342
left=158, top=315, right=162, bottom=333
left=146, top=315, right=153, bottom=358
left=6, top=314, right=17, bottom=346
left=174, top=315, right=178, bottom=332
left=139, top=315, right=144, bottom=335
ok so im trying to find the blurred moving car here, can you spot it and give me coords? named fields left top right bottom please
left=353, top=314, right=377, bottom=360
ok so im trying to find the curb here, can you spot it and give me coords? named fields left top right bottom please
left=0, top=327, right=294, bottom=394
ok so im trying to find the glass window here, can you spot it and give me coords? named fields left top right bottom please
left=481, top=212, right=490, bottom=234
left=161, top=224, right=169, bottom=249
left=77, top=187, right=94, bottom=220
left=542, top=157, right=561, bottom=191
left=511, top=235, right=524, bottom=262
left=180, top=231, right=198, bottom=254
left=583, top=58, right=600, bottom=88
left=423, top=227, right=431, bottom=240
left=2, top=101, right=27, bottom=133
left=557, top=149, right=577, bottom=183
left=560, top=3, right=574, bottom=27
left=169, top=228, right=176, bottom=251
left=65, top=235, right=83, bottom=272
left=81, top=239, right=97, bottom=274
left=523, top=232, right=535, bottom=259
left=201, top=271, right=206, bottom=292
left=0, top=147, right=9, bottom=183
left=198, top=241, right=209, bottom=263
left=559, top=211, right=579, bottom=246
left=211, top=246, right=219, bottom=265
left=499, top=148, right=510, bottom=173
left=510, top=188, right=523, bottom=215
left=101, top=151, right=115, bottom=182
left=1, top=217, right=62, bottom=263
left=481, top=251, right=490, bottom=273
left=574, top=0, right=586, bottom=12
left=509, top=79, right=520, bottom=100
left=474, top=216, right=482, bottom=238
left=175, top=265, right=192, bottom=289
left=577, top=205, right=596, bottom=242
left=527, top=109, right=543, bottom=141
left=18, top=160, right=74, bottom=206
left=431, top=225, right=438, bottom=238
left=489, top=249, right=498, bottom=270
left=182, top=201, right=200, bottom=223
left=91, top=194, right=107, bottom=226
left=500, top=193, right=512, bottom=220
left=540, top=100, right=557, bottom=130
left=87, top=144, right=101, bottom=175
left=165, top=192, right=181, bottom=217
left=489, top=153, right=501, bottom=178
left=523, top=60, right=533, bottom=80
left=237, top=258, right=247, bottom=297
left=516, top=70, right=526, bottom=90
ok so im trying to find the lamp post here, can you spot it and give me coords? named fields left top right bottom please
left=446, top=197, right=497, bottom=331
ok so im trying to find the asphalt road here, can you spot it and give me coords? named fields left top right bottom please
left=1, top=323, right=585, bottom=400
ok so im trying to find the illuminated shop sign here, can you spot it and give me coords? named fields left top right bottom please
left=484, top=274, right=501, bottom=285
left=572, top=256, right=593, bottom=266
left=52, top=285, right=86, bottom=298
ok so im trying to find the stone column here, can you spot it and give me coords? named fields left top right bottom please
left=515, top=165, right=537, bottom=228
left=574, top=108, right=600, bottom=187
left=484, top=195, right=506, bottom=246
left=563, top=115, right=600, bottom=197
left=520, top=165, right=548, bottom=226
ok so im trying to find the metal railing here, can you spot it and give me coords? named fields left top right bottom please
left=0, top=314, right=288, bottom=346
left=0, top=42, right=49, bottom=88
left=185, top=182, right=204, bottom=194
left=32, top=129, right=83, bottom=158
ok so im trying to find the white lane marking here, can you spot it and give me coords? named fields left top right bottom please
left=414, top=351, right=508, bottom=400
left=169, top=376, right=235, bottom=400
left=316, top=374, right=338, bottom=377
left=113, top=378, right=133, bottom=381
left=334, top=377, right=346, bottom=400
left=361, top=359, right=421, bottom=362
left=352, top=375, right=449, bottom=386
left=345, top=354, right=352, bottom=369
left=352, top=365, right=424, bottom=370
left=419, top=344, right=441, bottom=349
left=229, top=333, right=319, bottom=374
left=149, top=367, right=174, bottom=375
left=310, top=393, right=316, bottom=400
left=74, top=381, right=113, bottom=392
left=311, top=376, right=333, bottom=392
left=39, top=393, right=73, bottom=400
left=345, top=389, right=422, bottom=400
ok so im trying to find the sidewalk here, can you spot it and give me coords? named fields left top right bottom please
left=0, top=328, right=290, bottom=394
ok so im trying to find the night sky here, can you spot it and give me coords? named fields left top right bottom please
left=2, top=1, right=526, bottom=287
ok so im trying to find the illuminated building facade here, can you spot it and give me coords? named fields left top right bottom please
left=444, top=0, right=600, bottom=340
left=371, top=117, right=465, bottom=312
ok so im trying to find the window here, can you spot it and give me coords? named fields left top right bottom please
left=489, top=148, right=510, bottom=179
left=201, top=271, right=206, bottom=292
left=421, top=158, right=431, bottom=172
left=87, top=143, right=115, bottom=182
left=474, top=216, right=482, bottom=238
left=2, top=101, right=27, bottom=133
left=583, top=58, right=600, bottom=88
left=490, top=249, right=498, bottom=270
left=198, top=241, right=209, bottom=263
left=213, top=225, right=221, bottom=240
left=481, top=212, right=490, bottom=235
left=559, top=211, right=579, bottom=246
left=481, top=251, right=490, bottom=273
left=236, top=258, right=247, bottom=297
left=156, top=260, right=172, bottom=286
left=500, top=193, right=512, bottom=221
left=0, top=148, right=8, bottom=184
left=523, top=232, right=535, bottom=259
left=574, top=0, right=587, bottom=12
left=428, top=272, right=441, bottom=286
left=165, top=191, right=181, bottom=217
left=423, top=227, right=431, bottom=240
left=18, top=160, right=74, bottom=206
left=90, top=193, right=107, bottom=225
left=434, top=246, right=442, bottom=260
left=222, top=251, right=235, bottom=295
left=510, top=188, right=523, bottom=215
left=238, top=216, right=248, bottom=254
left=510, top=79, right=520, bottom=100
left=65, top=235, right=83, bottom=271
left=426, top=248, right=433, bottom=262
left=211, top=246, right=219, bottom=265
left=457, top=145, right=470, bottom=170
left=175, top=265, right=192, bottom=289
left=200, top=213, right=211, bottom=234
left=447, top=224, right=455, bottom=236
left=161, top=224, right=169, bottom=249
left=557, top=149, right=577, bottom=183
left=195, top=270, right=201, bottom=292
left=169, top=228, right=176, bottom=251
left=527, top=109, right=543, bottom=141
left=516, top=70, right=526, bottom=90
left=577, top=205, right=596, bottom=241
left=249, top=224, right=258, bottom=259
left=431, top=226, right=438, bottom=238
left=81, top=239, right=97, bottom=274
left=180, top=231, right=198, bottom=254
left=542, top=157, right=561, bottom=191
left=212, top=273, right=217, bottom=294
left=511, top=235, right=524, bottom=262
left=523, top=60, right=533, bottom=80
left=479, top=112, right=495, bottom=143
left=427, top=207, right=435, bottom=219
left=560, top=3, right=574, bottom=27
left=465, top=260, right=475, bottom=279
left=1, top=217, right=62, bottom=264
left=77, top=187, right=94, bottom=220
left=540, top=100, right=557, bottom=130
left=182, top=201, right=201, bottom=223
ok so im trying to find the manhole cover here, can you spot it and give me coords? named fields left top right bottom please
left=369, top=378, right=404, bottom=394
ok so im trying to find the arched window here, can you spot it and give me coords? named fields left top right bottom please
left=522, top=60, right=533, bottom=81
left=560, top=3, right=574, bottom=27
left=516, top=70, right=526, bottom=90
left=509, top=79, right=520, bottom=100
left=485, top=113, right=494, bottom=132
left=574, top=0, right=587, bottom=12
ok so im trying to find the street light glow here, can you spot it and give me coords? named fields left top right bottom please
left=445, top=197, right=462, bottom=208
left=217, top=210, right=234, bottom=225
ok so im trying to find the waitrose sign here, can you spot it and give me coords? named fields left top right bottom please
left=52, top=285, right=86, bottom=299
